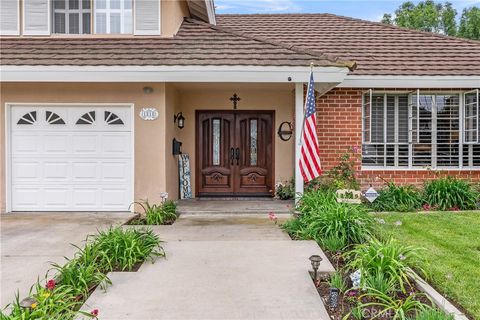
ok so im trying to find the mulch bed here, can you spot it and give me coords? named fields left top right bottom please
left=310, top=251, right=435, bottom=320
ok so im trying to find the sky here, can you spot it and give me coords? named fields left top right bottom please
left=215, top=0, right=480, bottom=22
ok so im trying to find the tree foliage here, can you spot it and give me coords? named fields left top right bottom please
left=381, top=0, right=480, bottom=40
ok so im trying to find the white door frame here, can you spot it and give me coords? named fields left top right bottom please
left=4, top=102, right=135, bottom=213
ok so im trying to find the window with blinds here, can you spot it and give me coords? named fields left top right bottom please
left=362, top=93, right=409, bottom=167
left=362, top=90, right=480, bottom=169
left=53, top=0, right=91, bottom=34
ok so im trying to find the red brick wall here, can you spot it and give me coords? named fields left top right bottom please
left=316, top=88, right=480, bottom=190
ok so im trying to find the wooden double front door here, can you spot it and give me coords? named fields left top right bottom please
left=196, top=110, right=274, bottom=196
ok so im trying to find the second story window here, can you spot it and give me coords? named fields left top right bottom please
left=94, top=0, right=132, bottom=34
left=53, top=0, right=91, bottom=34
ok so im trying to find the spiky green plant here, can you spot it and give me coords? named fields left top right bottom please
left=130, top=199, right=177, bottom=225
left=282, top=189, right=374, bottom=247
left=423, top=177, right=478, bottom=210
left=327, top=272, right=348, bottom=294
left=370, top=183, right=423, bottom=212
left=346, top=237, right=427, bottom=293
left=90, top=227, right=164, bottom=271
left=344, top=288, right=431, bottom=320
left=411, top=309, right=454, bottom=320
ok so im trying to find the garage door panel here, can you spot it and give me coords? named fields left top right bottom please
left=12, top=161, right=40, bottom=181
left=102, top=189, right=130, bottom=208
left=43, top=134, right=70, bottom=153
left=12, top=187, right=40, bottom=208
left=72, top=162, right=99, bottom=180
left=72, top=188, right=98, bottom=207
left=43, top=162, right=69, bottom=180
left=43, top=188, right=70, bottom=208
left=101, top=162, right=130, bottom=181
left=72, top=134, right=100, bottom=154
left=10, top=105, right=133, bottom=212
left=102, top=134, right=131, bottom=155
left=12, top=134, right=40, bottom=153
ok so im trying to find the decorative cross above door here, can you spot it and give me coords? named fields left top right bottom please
left=230, top=93, right=241, bottom=109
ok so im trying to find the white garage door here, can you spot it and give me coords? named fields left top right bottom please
left=9, top=105, right=133, bottom=211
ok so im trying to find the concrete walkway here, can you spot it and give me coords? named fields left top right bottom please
left=81, top=214, right=334, bottom=320
left=0, top=212, right=130, bottom=307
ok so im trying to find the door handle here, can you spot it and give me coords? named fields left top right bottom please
left=230, top=147, right=235, bottom=165
left=235, top=148, right=240, bottom=165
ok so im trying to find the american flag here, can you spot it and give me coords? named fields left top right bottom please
left=299, top=71, right=322, bottom=182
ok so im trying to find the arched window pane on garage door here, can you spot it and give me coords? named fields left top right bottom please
left=76, top=111, right=96, bottom=124
left=17, top=111, right=37, bottom=125
left=46, top=111, right=66, bottom=124
left=105, top=111, right=124, bottom=125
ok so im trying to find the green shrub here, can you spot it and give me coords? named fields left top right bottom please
left=328, top=272, right=347, bottom=294
left=364, top=272, right=397, bottom=295
left=423, top=177, right=478, bottom=211
left=275, top=178, right=295, bottom=200
left=350, top=288, right=430, bottom=320
left=282, top=189, right=373, bottom=247
left=370, top=183, right=423, bottom=212
left=411, top=309, right=454, bottom=320
left=321, top=234, right=347, bottom=252
left=346, top=237, right=427, bottom=293
left=91, top=227, right=165, bottom=271
left=50, top=256, right=110, bottom=298
left=130, top=199, right=177, bottom=225
left=3, top=283, right=87, bottom=320
left=327, top=147, right=360, bottom=190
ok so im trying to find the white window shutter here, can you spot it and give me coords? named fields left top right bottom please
left=134, top=0, right=161, bottom=35
left=0, top=0, right=20, bottom=35
left=23, top=0, right=50, bottom=35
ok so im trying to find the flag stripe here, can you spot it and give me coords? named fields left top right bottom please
left=299, top=71, right=322, bottom=183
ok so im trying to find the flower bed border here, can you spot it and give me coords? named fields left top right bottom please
left=410, top=271, right=470, bottom=320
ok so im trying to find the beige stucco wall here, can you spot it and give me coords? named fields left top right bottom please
left=0, top=82, right=295, bottom=212
left=173, top=83, right=295, bottom=196
left=0, top=83, right=171, bottom=212
left=161, top=0, right=190, bottom=37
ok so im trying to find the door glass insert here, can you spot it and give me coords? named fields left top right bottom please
left=212, top=119, right=221, bottom=166
left=250, top=119, right=258, bottom=166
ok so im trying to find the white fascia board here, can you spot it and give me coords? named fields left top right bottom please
left=205, top=0, right=216, bottom=25
left=0, top=65, right=349, bottom=83
left=341, top=75, right=480, bottom=88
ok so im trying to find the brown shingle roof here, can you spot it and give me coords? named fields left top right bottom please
left=216, top=13, right=480, bottom=76
left=0, top=18, right=354, bottom=69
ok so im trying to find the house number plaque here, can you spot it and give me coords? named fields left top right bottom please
left=139, top=108, right=159, bottom=121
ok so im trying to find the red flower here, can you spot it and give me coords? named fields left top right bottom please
left=449, top=206, right=460, bottom=211
left=91, top=309, right=99, bottom=317
left=46, top=279, right=55, bottom=290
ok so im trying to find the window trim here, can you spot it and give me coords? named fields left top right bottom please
left=362, top=90, right=480, bottom=171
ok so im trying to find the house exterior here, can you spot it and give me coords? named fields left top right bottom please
left=0, top=0, right=479, bottom=213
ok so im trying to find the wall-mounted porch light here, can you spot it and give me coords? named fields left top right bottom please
left=174, top=112, right=185, bottom=129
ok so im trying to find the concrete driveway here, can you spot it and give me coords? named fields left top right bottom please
left=0, top=212, right=130, bottom=308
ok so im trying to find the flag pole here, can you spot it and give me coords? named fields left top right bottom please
left=298, top=62, right=315, bottom=146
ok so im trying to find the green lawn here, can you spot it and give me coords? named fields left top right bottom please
left=376, top=211, right=480, bottom=319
